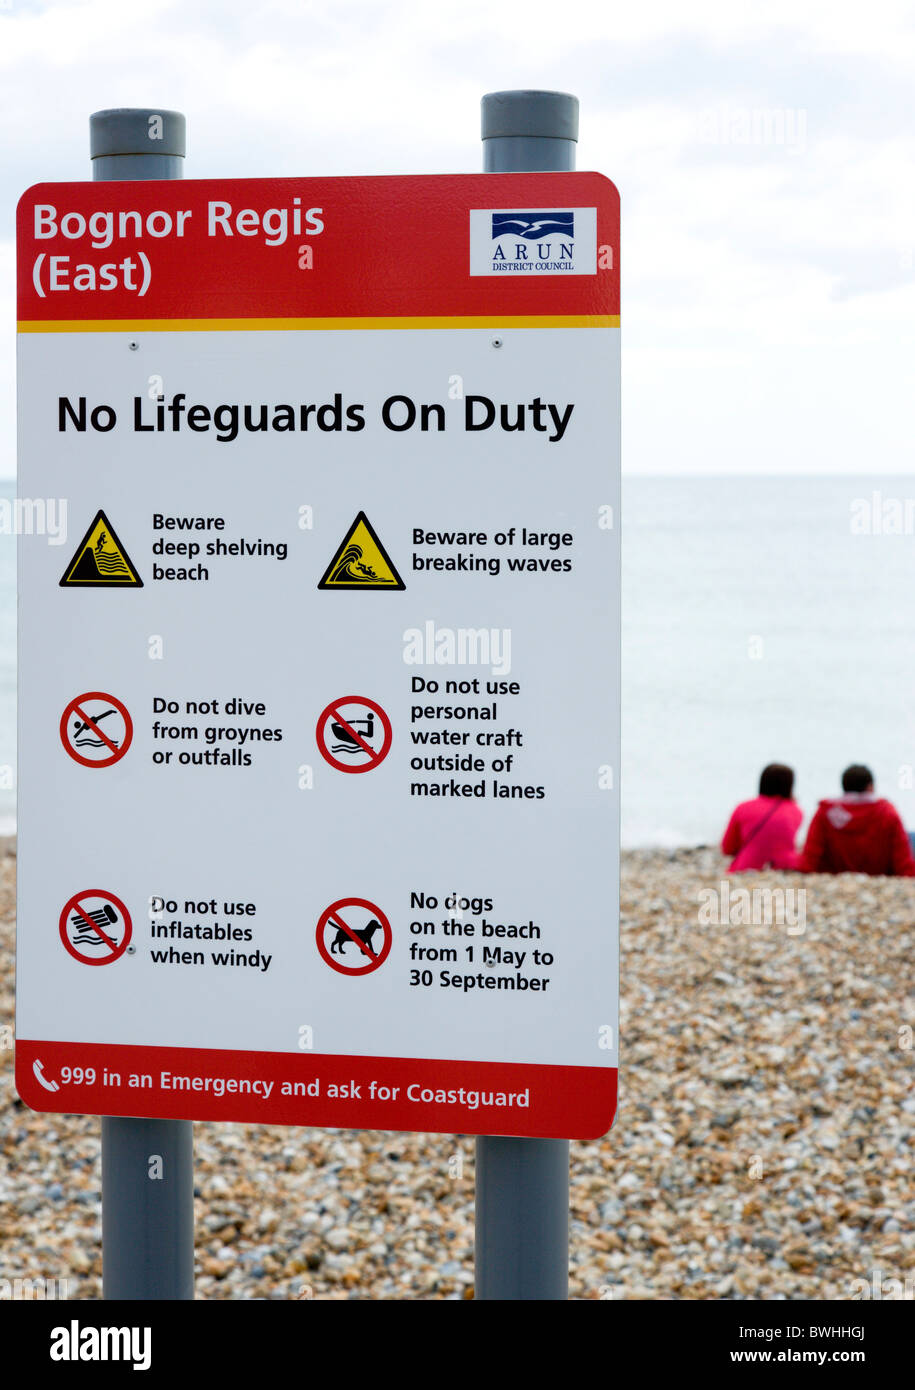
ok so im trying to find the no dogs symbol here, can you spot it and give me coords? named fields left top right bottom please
left=316, top=897, right=392, bottom=976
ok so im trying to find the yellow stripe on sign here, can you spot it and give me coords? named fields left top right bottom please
left=17, top=314, right=620, bottom=334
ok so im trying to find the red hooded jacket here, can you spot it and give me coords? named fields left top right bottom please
left=800, top=794, right=915, bottom=876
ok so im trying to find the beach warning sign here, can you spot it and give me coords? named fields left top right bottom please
left=59, top=691, right=133, bottom=769
left=58, top=890, right=132, bottom=966
left=316, top=897, right=393, bottom=975
left=317, top=511, right=405, bottom=590
left=16, top=170, right=619, bottom=1139
left=59, top=510, right=142, bottom=588
left=316, top=696, right=393, bottom=774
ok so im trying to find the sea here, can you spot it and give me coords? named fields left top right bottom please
left=2, top=473, right=913, bottom=847
left=621, top=473, right=915, bottom=847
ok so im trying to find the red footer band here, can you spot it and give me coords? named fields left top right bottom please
left=16, top=1040, right=617, bottom=1139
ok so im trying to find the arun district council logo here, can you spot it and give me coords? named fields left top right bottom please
left=491, top=211, right=575, bottom=265
left=468, top=206, right=597, bottom=276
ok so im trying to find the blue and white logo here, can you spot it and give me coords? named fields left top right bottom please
left=491, top=212, right=575, bottom=241
left=470, top=207, right=596, bottom=277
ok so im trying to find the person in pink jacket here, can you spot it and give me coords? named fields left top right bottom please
left=721, top=764, right=803, bottom=872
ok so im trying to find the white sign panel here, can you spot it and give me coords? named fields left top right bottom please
left=16, top=173, right=619, bottom=1138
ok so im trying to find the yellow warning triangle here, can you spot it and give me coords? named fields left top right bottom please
left=59, top=509, right=143, bottom=588
left=317, top=511, right=405, bottom=591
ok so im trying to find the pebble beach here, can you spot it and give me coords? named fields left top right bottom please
left=1, top=839, right=913, bottom=1300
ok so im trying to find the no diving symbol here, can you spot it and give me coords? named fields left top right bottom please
left=59, top=890, right=132, bottom=966
left=316, top=898, right=393, bottom=976
left=316, top=696, right=392, bottom=774
left=60, top=692, right=133, bottom=769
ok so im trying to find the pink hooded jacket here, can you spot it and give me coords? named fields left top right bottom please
left=721, top=795, right=802, bottom=872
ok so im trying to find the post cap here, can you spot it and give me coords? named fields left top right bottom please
left=90, top=109, right=186, bottom=159
left=481, top=90, right=579, bottom=142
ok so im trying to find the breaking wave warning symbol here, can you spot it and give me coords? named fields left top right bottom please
left=491, top=212, right=574, bottom=240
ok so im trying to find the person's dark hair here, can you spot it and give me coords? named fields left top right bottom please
left=842, top=764, right=874, bottom=793
left=759, top=763, right=794, bottom=798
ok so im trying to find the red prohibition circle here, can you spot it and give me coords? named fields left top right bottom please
left=59, top=691, right=133, bottom=769
left=316, top=696, right=393, bottom=774
left=59, top=889, right=132, bottom=966
left=316, top=897, right=392, bottom=975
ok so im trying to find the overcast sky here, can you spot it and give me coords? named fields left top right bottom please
left=3, top=0, right=915, bottom=477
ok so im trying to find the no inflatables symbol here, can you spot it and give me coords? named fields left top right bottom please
left=59, top=890, right=132, bottom=966
left=59, top=691, right=133, bottom=769
left=316, top=696, right=392, bottom=774
left=316, top=898, right=393, bottom=976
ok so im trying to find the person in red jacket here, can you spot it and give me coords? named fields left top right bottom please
left=721, top=763, right=803, bottom=872
left=800, top=765, right=915, bottom=876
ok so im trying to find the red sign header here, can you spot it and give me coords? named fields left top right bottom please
left=17, top=172, right=619, bottom=324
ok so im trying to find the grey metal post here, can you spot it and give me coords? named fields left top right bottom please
left=91, top=108, right=186, bottom=181
left=101, top=1117, right=194, bottom=1299
left=92, top=107, right=195, bottom=1300
left=481, top=88, right=578, bottom=174
left=474, top=90, right=578, bottom=1302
